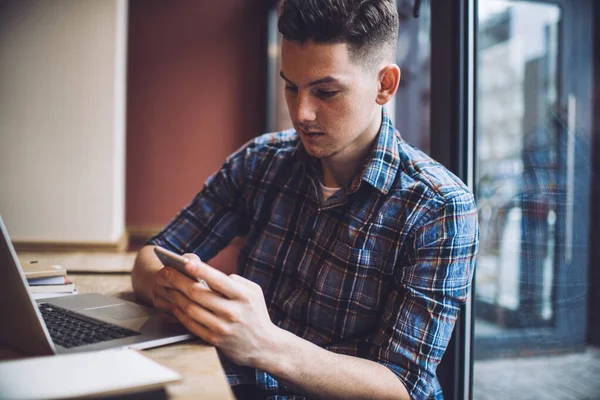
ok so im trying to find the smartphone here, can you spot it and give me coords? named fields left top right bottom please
left=153, top=246, right=199, bottom=281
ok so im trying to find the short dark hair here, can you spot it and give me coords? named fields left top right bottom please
left=278, top=0, right=399, bottom=64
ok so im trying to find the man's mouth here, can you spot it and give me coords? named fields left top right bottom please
left=299, top=130, right=325, bottom=139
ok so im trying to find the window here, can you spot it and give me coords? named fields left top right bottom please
left=473, top=1, right=598, bottom=398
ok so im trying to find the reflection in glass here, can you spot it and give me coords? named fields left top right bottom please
left=394, top=0, right=431, bottom=153
left=475, top=0, right=560, bottom=334
left=474, top=2, right=597, bottom=398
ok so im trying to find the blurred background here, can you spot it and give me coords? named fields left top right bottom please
left=0, top=0, right=599, bottom=399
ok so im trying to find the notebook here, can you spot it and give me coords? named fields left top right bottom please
left=21, top=262, right=66, bottom=279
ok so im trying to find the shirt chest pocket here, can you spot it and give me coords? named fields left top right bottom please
left=315, top=241, right=388, bottom=313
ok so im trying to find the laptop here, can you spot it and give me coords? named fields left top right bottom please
left=0, top=215, right=194, bottom=356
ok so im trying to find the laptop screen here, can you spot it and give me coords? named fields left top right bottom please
left=0, top=215, right=56, bottom=356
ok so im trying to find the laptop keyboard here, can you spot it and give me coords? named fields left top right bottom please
left=38, top=303, right=140, bottom=349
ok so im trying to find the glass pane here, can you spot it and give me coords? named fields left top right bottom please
left=476, top=0, right=560, bottom=330
left=266, top=6, right=294, bottom=133
left=474, top=1, right=599, bottom=399
left=394, top=1, right=431, bottom=153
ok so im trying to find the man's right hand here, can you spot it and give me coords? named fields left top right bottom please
left=131, top=239, right=245, bottom=307
left=151, top=253, right=201, bottom=313
left=150, top=267, right=173, bottom=312
left=131, top=245, right=169, bottom=306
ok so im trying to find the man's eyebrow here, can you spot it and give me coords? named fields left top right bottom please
left=279, top=71, right=341, bottom=87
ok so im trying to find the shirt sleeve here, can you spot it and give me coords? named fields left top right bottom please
left=147, top=142, right=254, bottom=261
left=369, top=192, right=479, bottom=400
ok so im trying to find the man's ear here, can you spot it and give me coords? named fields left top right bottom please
left=376, top=64, right=401, bottom=105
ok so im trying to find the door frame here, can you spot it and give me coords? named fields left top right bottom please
left=429, top=0, right=476, bottom=398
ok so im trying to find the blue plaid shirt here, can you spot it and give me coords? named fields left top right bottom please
left=149, top=109, right=479, bottom=400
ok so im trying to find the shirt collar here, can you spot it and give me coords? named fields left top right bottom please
left=354, top=107, right=401, bottom=195
left=294, top=107, right=401, bottom=195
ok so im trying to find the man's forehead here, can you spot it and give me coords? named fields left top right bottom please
left=280, top=39, right=358, bottom=84
left=281, top=39, right=350, bottom=62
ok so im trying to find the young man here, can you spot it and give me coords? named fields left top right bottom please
left=131, top=1, right=479, bottom=399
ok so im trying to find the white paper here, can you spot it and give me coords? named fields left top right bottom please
left=0, top=349, right=181, bottom=399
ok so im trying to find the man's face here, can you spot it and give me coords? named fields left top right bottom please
left=280, top=40, right=382, bottom=160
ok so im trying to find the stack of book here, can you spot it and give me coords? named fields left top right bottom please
left=22, top=261, right=77, bottom=299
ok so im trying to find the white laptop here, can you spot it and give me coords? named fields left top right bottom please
left=0, top=215, right=194, bottom=356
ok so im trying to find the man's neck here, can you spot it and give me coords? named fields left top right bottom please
left=320, top=109, right=383, bottom=188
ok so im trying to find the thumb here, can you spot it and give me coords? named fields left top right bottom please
left=229, top=274, right=256, bottom=288
left=182, top=253, right=201, bottom=263
left=182, top=253, right=202, bottom=279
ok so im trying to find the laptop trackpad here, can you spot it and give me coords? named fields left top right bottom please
left=84, top=303, right=151, bottom=321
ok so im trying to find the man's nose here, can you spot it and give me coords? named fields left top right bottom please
left=294, top=93, right=317, bottom=122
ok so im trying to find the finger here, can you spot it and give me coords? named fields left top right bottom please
left=152, top=285, right=175, bottom=312
left=181, top=254, right=209, bottom=286
left=153, top=294, right=174, bottom=313
left=153, top=283, right=174, bottom=301
left=168, top=290, right=230, bottom=335
left=160, top=267, right=210, bottom=303
left=179, top=282, right=240, bottom=321
left=185, top=260, right=243, bottom=299
left=154, top=267, right=178, bottom=289
left=229, top=274, right=253, bottom=286
left=160, top=266, right=200, bottom=293
left=182, top=253, right=201, bottom=263
left=229, top=274, right=263, bottom=295
left=172, top=305, right=220, bottom=346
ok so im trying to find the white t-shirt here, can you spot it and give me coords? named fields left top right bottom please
left=320, top=181, right=341, bottom=201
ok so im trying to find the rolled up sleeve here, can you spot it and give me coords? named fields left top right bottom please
left=370, top=192, right=479, bottom=399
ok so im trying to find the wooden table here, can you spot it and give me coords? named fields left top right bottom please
left=0, top=272, right=235, bottom=400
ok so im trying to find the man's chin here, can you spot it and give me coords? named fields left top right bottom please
left=303, top=145, right=337, bottom=159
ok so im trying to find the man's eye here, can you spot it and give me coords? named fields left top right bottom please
left=285, top=86, right=298, bottom=93
left=316, top=90, right=339, bottom=99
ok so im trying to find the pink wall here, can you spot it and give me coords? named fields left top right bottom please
left=126, top=1, right=267, bottom=230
